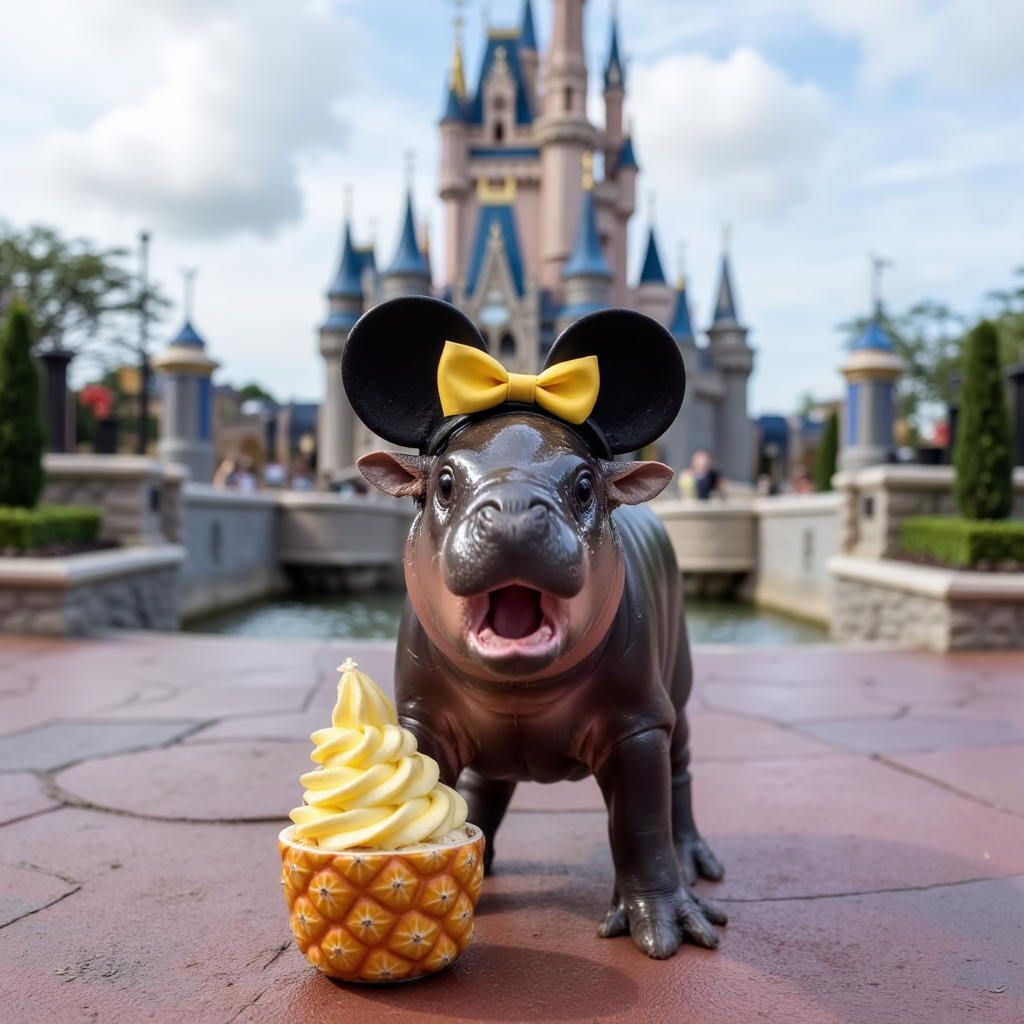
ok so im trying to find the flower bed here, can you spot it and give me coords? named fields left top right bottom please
left=0, top=505, right=101, bottom=552
left=901, top=516, right=1024, bottom=570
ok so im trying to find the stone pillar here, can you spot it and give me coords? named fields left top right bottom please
left=152, top=324, right=218, bottom=483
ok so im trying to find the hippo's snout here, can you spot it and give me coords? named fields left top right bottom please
left=441, top=483, right=584, bottom=600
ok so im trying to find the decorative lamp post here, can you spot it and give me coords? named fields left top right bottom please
left=38, top=347, right=75, bottom=452
left=151, top=271, right=218, bottom=482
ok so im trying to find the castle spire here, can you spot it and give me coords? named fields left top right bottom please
left=712, top=226, right=740, bottom=324
left=520, top=0, right=537, bottom=51
left=604, top=5, right=625, bottom=90
left=638, top=228, right=666, bottom=285
left=563, top=155, right=612, bottom=282
left=669, top=246, right=695, bottom=341
left=328, top=219, right=363, bottom=300
left=385, top=190, right=429, bottom=279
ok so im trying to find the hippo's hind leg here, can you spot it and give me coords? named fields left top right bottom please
left=457, top=766, right=516, bottom=874
left=669, top=615, right=725, bottom=886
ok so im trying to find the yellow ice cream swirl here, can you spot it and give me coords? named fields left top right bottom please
left=289, top=659, right=467, bottom=851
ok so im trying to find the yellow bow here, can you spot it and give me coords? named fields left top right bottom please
left=437, top=342, right=599, bottom=425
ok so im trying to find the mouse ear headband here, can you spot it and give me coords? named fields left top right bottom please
left=341, top=296, right=686, bottom=456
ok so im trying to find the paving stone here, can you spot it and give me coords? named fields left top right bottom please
left=54, top=740, right=309, bottom=820
left=792, top=714, right=1024, bottom=755
left=887, top=743, right=1024, bottom=816
left=0, top=772, right=59, bottom=825
left=0, top=860, right=78, bottom=929
left=0, top=720, right=201, bottom=772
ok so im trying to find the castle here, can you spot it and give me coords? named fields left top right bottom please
left=316, top=0, right=755, bottom=488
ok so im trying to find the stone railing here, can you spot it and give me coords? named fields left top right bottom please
left=752, top=492, right=843, bottom=625
left=654, top=499, right=758, bottom=573
left=834, top=465, right=1024, bottom=559
left=42, top=454, right=186, bottom=546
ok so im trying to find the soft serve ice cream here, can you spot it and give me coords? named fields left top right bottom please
left=289, top=658, right=468, bottom=851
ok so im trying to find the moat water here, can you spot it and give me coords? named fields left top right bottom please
left=184, top=591, right=829, bottom=646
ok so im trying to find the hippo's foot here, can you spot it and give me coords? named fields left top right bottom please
left=597, top=885, right=728, bottom=959
left=675, top=832, right=724, bottom=886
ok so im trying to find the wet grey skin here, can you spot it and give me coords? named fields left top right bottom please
left=358, top=413, right=726, bottom=960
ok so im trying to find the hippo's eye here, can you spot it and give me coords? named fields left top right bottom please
left=574, top=473, right=594, bottom=509
left=437, top=470, right=455, bottom=505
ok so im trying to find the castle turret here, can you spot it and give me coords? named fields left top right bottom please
left=440, top=21, right=470, bottom=287
left=317, top=220, right=364, bottom=486
left=839, top=310, right=903, bottom=472
left=518, top=0, right=539, bottom=114
left=380, top=190, right=431, bottom=300
left=558, top=154, right=611, bottom=333
left=537, top=0, right=598, bottom=296
left=706, top=236, right=755, bottom=483
left=153, top=315, right=218, bottom=483
left=603, top=12, right=625, bottom=149
left=634, top=226, right=673, bottom=325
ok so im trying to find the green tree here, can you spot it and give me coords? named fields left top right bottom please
left=0, top=301, right=46, bottom=507
left=815, top=409, right=839, bottom=492
left=954, top=320, right=1013, bottom=520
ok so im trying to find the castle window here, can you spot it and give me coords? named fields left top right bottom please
left=494, top=122, right=504, bottom=142
left=564, top=86, right=573, bottom=112
left=500, top=333, right=516, bottom=357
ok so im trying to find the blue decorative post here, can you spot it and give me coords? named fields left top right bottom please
left=839, top=318, right=903, bottom=471
left=153, top=319, right=218, bottom=483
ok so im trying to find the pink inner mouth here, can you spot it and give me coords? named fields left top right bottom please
left=466, top=585, right=561, bottom=659
left=489, top=585, right=543, bottom=639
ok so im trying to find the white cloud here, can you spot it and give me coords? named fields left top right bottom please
left=630, top=48, right=830, bottom=217
left=40, top=0, right=353, bottom=238
left=806, top=0, right=1024, bottom=90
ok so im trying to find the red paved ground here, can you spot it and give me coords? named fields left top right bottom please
left=0, top=634, right=1022, bottom=1023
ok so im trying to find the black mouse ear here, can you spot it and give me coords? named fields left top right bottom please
left=342, top=296, right=487, bottom=450
left=544, top=308, right=685, bottom=454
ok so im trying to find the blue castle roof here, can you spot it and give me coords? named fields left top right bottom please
left=520, top=0, right=537, bottom=50
left=853, top=317, right=896, bottom=352
left=467, top=204, right=525, bottom=297
left=563, top=190, right=612, bottom=280
left=605, top=17, right=625, bottom=89
left=467, top=34, right=533, bottom=125
left=384, top=192, right=429, bottom=279
left=617, top=136, right=638, bottom=172
left=328, top=222, right=363, bottom=299
left=441, top=84, right=465, bottom=122
left=639, top=229, right=666, bottom=284
left=170, top=320, right=204, bottom=346
left=670, top=283, right=695, bottom=340
left=712, top=254, right=740, bottom=324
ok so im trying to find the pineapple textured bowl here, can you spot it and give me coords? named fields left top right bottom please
left=279, top=823, right=485, bottom=982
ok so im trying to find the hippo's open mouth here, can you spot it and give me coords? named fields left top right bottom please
left=465, top=585, right=564, bottom=660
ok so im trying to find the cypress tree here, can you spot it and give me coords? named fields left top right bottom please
left=954, top=319, right=1013, bottom=520
left=0, top=300, right=46, bottom=508
left=815, top=409, right=839, bottom=492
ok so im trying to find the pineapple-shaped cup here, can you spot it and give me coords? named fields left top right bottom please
left=280, top=659, right=485, bottom=982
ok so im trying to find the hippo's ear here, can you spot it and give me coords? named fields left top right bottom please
left=601, top=460, right=674, bottom=509
left=358, top=452, right=434, bottom=499
left=545, top=309, right=685, bottom=455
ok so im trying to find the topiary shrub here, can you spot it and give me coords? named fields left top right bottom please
left=0, top=505, right=102, bottom=550
left=953, top=319, right=1013, bottom=519
left=0, top=300, right=47, bottom=507
left=815, top=409, right=839, bottom=492
left=902, top=515, right=1024, bottom=567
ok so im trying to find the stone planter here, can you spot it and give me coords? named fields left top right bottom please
left=828, top=554, right=1024, bottom=651
left=0, top=545, right=184, bottom=636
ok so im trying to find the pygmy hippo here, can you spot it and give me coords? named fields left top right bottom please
left=342, top=296, right=725, bottom=960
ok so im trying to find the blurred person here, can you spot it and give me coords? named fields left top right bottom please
left=213, top=458, right=240, bottom=489
left=692, top=450, right=724, bottom=501
left=792, top=465, right=814, bottom=495
left=678, top=467, right=696, bottom=500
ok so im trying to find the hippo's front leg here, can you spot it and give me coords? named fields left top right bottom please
left=594, top=729, right=727, bottom=959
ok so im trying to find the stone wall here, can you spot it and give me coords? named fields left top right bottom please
left=0, top=546, right=184, bottom=636
left=829, top=555, right=1024, bottom=651
left=179, top=486, right=284, bottom=619
left=753, top=493, right=842, bottom=624
left=42, top=454, right=185, bottom=546
left=835, top=465, right=1024, bottom=559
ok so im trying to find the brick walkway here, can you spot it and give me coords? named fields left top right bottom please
left=0, top=634, right=1022, bottom=1023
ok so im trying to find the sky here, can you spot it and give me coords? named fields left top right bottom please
left=0, top=0, right=1021, bottom=415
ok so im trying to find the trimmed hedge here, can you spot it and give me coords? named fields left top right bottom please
left=901, top=515, right=1024, bottom=568
left=0, top=505, right=102, bottom=550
